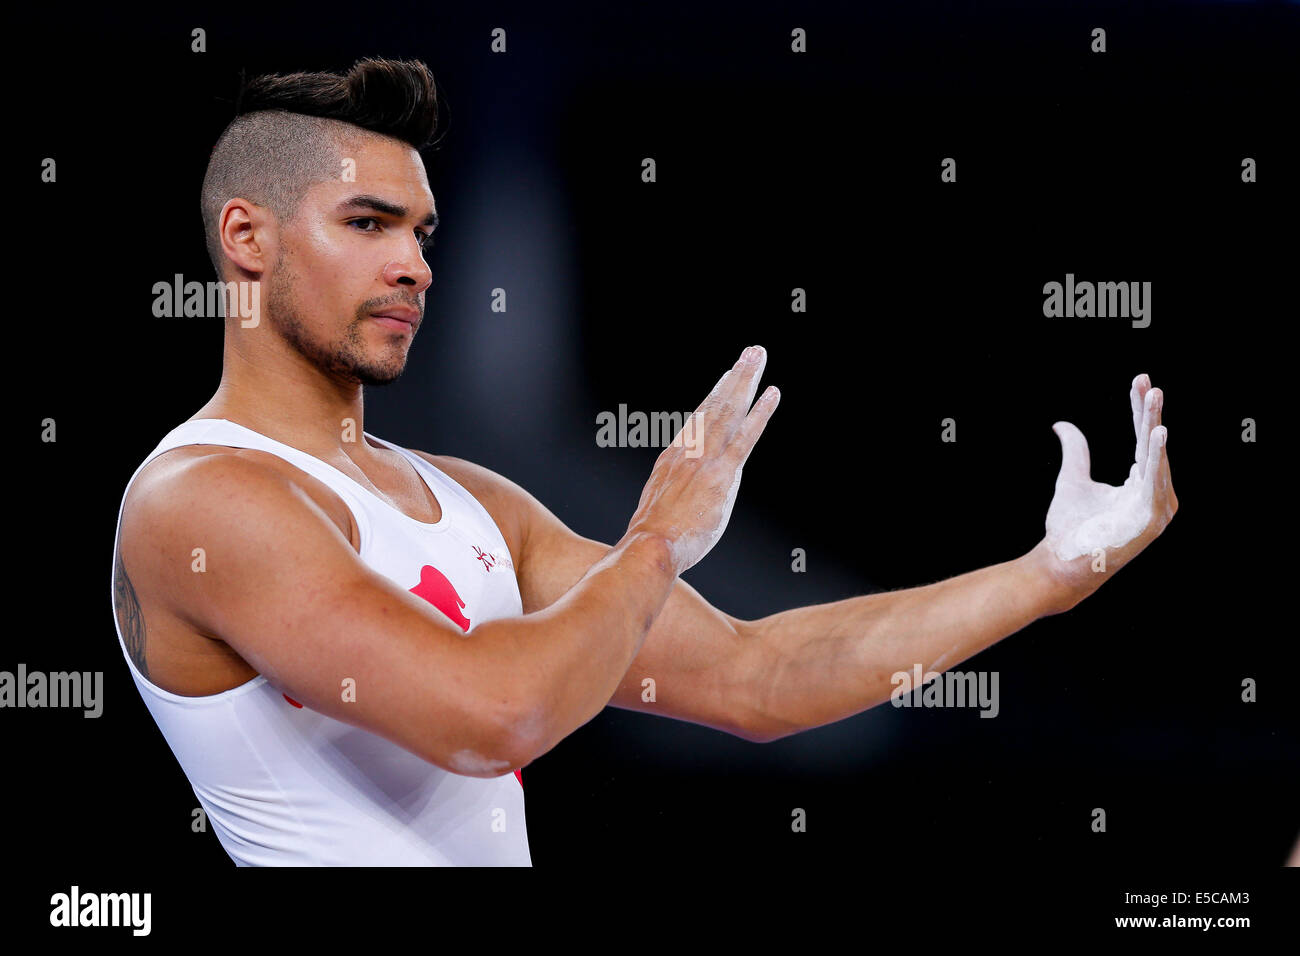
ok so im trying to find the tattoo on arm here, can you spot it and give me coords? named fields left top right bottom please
left=113, top=528, right=148, bottom=678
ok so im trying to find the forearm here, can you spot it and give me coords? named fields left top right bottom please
left=741, top=547, right=1065, bottom=742
left=485, top=530, right=678, bottom=762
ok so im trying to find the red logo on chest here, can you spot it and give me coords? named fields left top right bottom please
left=409, top=565, right=471, bottom=632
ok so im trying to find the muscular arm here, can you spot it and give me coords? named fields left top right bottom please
left=430, top=454, right=1067, bottom=743
left=120, top=450, right=677, bottom=776
left=419, top=454, right=753, bottom=735
left=725, top=547, right=1063, bottom=742
left=428, top=367, right=1176, bottom=745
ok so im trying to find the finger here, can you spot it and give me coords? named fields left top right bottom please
left=704, top=345, right=770, bottom=450
left=724, top=345, right=768, bottom=415
left=1129, top=373, right=1150, bottom=448
left=677, top=354, right=746, bottom=449
left=675, top=347, right=764, bottom=456
left=727, top=384, right=781, bottom=464
left=694, top=346, right=765, bottom=418
left=1052, top=421, right=1091, bottom=483
left=1141, top=425, right=1168, bottom=509
left=1135, top=385, right=1162, bottom=478
left=699, top=348, right=749, bottom=407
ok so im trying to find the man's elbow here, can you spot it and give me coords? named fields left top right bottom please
left=724, top=677, right=784, bottom=743
left=495, top=698, right=550, bottom=773
left=730, top=704, right=807, bottom=744
left=425, top=699, right=538, bottom=779
left=727, top=714, right=783, bottom=745
left=431, top=730, right=523, bottom=779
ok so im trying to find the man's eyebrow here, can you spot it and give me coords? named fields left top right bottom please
left=338, top=194, right=439, bottom=229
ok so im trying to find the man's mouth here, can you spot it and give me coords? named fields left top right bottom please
left=368, top=307, right=420, bottom=332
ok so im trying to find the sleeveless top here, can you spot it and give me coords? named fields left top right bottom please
left=110, top=418, right=532, bottom=865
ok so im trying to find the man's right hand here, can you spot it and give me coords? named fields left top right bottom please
left=625, top=345, right=780, bottom=575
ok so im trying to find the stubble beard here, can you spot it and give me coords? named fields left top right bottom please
left=264, top=251, right=410, bottom=387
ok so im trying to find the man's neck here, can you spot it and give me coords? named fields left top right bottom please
left=192, top=344, right=371, bottom=459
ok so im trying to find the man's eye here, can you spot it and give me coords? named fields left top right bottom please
left=349, top=218, right=380, bottom=232
left=417, top=232, right=435, bottom=250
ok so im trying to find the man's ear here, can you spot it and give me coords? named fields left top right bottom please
left=218, top=197, right=274, bottom=276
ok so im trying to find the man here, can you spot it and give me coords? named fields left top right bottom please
left=110, top=57, right=1178, bottom=866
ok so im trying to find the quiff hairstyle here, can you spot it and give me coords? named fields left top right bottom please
left=200, top=57, right=440, bottom=276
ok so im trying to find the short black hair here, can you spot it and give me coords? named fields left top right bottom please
left=200, top=57, right=440, bottom=275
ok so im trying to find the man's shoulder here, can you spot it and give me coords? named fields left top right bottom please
left=129, top=443, right=336, bottom=506
left=124, top=444, right=357, bottom=547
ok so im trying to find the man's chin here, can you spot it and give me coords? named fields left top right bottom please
left=348, top=344, right=411, bottom=385
left=355, top=365, right=406, bottom=387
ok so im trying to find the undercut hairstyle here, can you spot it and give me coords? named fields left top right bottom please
left=200, top=57, right=440, bottom=276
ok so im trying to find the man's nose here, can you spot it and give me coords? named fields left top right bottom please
left=383, top=247, right=433, bottom=292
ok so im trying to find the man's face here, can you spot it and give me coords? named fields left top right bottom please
left=264, top=134, right=437, bottom=386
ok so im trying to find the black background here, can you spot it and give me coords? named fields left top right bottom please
left=12, top=0, right=1299, bottom=938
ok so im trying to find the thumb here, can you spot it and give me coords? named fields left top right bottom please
left=1052, top=421, right=1091, bottom=482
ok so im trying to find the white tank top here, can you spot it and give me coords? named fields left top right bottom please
left=110, top=418, right=532, bottom=866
